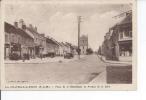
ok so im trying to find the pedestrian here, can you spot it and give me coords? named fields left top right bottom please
left=40, top=54, right=43, bottom=60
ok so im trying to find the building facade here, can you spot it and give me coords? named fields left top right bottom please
left=5, top=19, right=79, bottom=60
left=26, top=24, right=47, bottom=58
left=117, top=13, right=132, bottom=57
left=60, top=42, right=71, bottom=55
left=5, top=20, right=34, bottom=60
left=46, top=37, right=60, bottom=56
left=101, top=11, right=132, bottom=61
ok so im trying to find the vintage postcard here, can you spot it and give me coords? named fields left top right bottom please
left=0, top=0, right=137, bottom=90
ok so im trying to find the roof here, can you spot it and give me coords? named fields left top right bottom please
left=26, top=27, right=39, bottom=36
left=110, top=24, right=117, bottom=30
left=24, top=29, right=34, bottom=39
left=60, top=42, right=66, bottom=47
left=58, top=42, right=65, bottom=47
left=110, top=13, right=132, bottom=30
left=60, top=42, right=69, bottom=47
left=46, top=37, right=60, bottom=46
left=5, top=22, right=34, bottom=39
left=5, top=22, right=16, bottom=33
left=117, top=13, right=132, bottom=26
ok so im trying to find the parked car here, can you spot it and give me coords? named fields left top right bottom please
left=64, top=53, right=74, bottom=59
left=23, top=53, right=30, bottom=60
left=46, top=52, right=55, bottom=58
left=9, top=53, right=20, bottom=60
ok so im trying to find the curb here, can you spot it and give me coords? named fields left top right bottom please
left=89, top=71, right=107, bottom=84
left=97, top=55, right=132, bottom=65
left=5, top=56, right=87, bottom=64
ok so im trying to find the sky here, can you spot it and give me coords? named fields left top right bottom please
left=4, top=2, right=132, bottom=51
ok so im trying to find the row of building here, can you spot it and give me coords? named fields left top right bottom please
left=98, top=10, right=132, bottom=61
left=4, top=19, right=88, bottom=60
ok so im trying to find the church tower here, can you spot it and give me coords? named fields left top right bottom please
left=79, top=35, right=88, bottom=55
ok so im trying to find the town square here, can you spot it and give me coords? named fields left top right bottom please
left=4, top=2, right=132, bottom=85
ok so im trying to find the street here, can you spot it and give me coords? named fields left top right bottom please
left=5, top=54, right=107, bottom=84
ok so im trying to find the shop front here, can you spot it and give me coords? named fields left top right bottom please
left=119, top=40, right=132, bottom=57
left=4, top=44, right=10, bottom=59
left=8, top=43, right=21, bottom=60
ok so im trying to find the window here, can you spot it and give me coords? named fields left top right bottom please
left=120, top=32, right=123, bottom=39
left=5, top=34, right=8, bottom=42
left=22, top=37, right=25, bottom=44
left=12, top=35, right=15, bottom=43
left=124, top=29, right=129, bottom=37
left=123, top=28, right=132, bottom=38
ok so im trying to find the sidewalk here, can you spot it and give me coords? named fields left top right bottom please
left=98, top=55, right=132, bottom=65
left=89, top=71, right=106, bottom=84
left=5, top=55, right=86, bottom=64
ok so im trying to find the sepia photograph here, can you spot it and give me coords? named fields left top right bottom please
left=1, top=0, right=137, bottom=90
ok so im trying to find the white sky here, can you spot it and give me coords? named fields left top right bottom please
left=4, top=3, right=132, bottom=51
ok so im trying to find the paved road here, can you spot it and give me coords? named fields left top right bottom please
left=5, top=54, right=106, bottom=84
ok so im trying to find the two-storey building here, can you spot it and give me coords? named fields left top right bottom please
left=26, top=25, right=47, bottom=58
left=4, top=20, right=34, bottom=60
left=101, top=11, right=132, bottom=61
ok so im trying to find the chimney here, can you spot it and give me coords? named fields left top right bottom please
left=14, top=22, right=18, bottom=27
left=29, top=24, right=33, bottom=30
left=18, top=19, right=24, bottom=29
left=22, top=24, right=26, bottom=30
left=104, top=36, right=106, bottom=40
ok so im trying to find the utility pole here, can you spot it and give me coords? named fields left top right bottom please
left=77, top=16, right=82, bottom=59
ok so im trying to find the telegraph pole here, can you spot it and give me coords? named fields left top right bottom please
left=77, top=16, right=81, bottom=59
